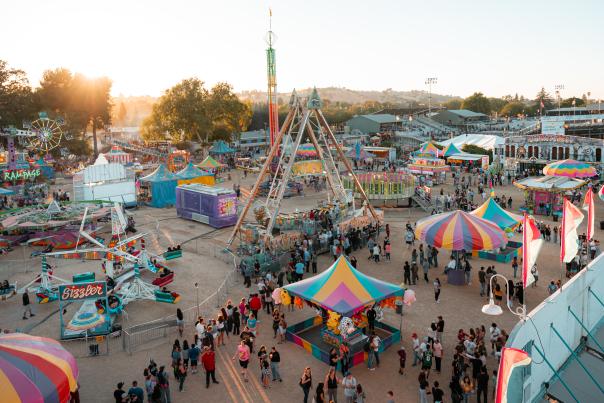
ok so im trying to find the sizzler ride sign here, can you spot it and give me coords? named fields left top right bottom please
left=3, top=168, right=41, bottom=181
left=59, top=282, right=106, bottom=302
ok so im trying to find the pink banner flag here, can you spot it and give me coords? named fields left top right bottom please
left=495, top=347, right=532, bottom=403
left=522, top=214, right=542, bottom=288
left=561, top=198, right=584, bottom=263
left=583, top=187, right=595, bottom=240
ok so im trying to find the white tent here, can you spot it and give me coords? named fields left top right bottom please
left=73, top=162, right=137, bottom=207
left=437, top=134, right=504, bottom=151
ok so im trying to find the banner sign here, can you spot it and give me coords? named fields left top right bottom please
left=482, top=155, right=490, bottom=170
left=2, top=168, right=41, bottom=181
left=59, top=281, right=107, bottom=302
left=541, top=118, right=566, bottom=135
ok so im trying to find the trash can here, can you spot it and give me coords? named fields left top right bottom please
left=395, top=300, right=403, bottom=315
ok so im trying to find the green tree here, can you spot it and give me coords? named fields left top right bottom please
left=71, top=74, right=112, bottom=156
left=488, top=98, right=508, bottom=114
left=461, top=144, right=492, bottom=163
left=142, top=78, right=250, bottom=145
left=461, top=92, right=491, bottom=115
left=560, top=97, right=584, bottom=107
left=534, top=87, right=554, bottom=111
left=499, top=101, right=526, bottom=117
left=0, top=60, right=36, bottom=126
left=443, top=99, right=462, bottom=110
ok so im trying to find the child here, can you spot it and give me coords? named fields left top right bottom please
left=261, top=358, right=271, bottom=388
left=385, top=242, right=391, bottom=261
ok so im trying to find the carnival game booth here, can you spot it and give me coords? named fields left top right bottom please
left=104, top=145, right=132, bottom=165
left=175, top=184, right=237, bottom=228
left=344, top=172, right=415, bottom=201
left=73, top=158, right=137, bottom=207
left=175, top=162, right=215, bottom=186
left=197, top=155, right=225, bottom=173
left=513, top=176, right=586, bottom=217
left=283, top=256, right=404, bottom=368
left=139, top=164, right=178, bottom=208
left=407, top=153, right=450, bottom=182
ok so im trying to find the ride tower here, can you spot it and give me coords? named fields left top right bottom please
left=266, top=9, right=279, bottom=147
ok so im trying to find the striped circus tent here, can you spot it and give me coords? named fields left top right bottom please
left=543, top=159, right=597, bottom=178
left=0, top=333, right=79, bottom=402
left=415, top=210, right=507, bottom=251
left=471, top=197, right=522, bottom=232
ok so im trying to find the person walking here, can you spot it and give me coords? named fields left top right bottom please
left=478, top=267, right=486, bottom=297
left=232, top=340, right=250, bottom=382
left=325, top=367, right=340, bottom=402
left=433, top=278, right=441, bottom=303
left=433, top=339, right=443, bottom=374
left=422, top=258, right=430, bottom=283
left=174, top=359, right=187, bottom=392
left=342, top=372, right=357, bottom=403
left=366, top=306, right=376, bottom=332
left=201, top=346, right=219, bottom=388
left=476, top=367, right=489, bottom=403
left=431, top=381, right=444, bottom=403
left=176, top=308, right=184, bottom=337
left=157, top=366, right=171, bottom=403
left=371, top=332, right=381, bottom=368
left=436, top=316, right=445, bottom=343
left=412, top=333, right=421, bottom=366
left=22, top=291, right=34, bottom=320
left=404, top=261, right=411, bottom=285
left=300, top=367, right=313, bottom=403
left=411, top=262, right=419, bottom=285
left=397, top=346, right=406, bottom=375
left=269, top=346, right=282, bottom=382
left=511, top=257, right=518, bottom=279
left=418, top=371, right=430, bottom=403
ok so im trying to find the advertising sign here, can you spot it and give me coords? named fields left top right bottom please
left=59, top=282, right=107, bottom=302
left=2, top=168, right=41, bottom=181
left=481, top=156, right=490, bottom=170
left=541, top=118, right=566, bottom=135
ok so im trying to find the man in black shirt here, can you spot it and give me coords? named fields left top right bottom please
left=269, top=346, right=282, bottom=382
left=366, top=307, right=376, bottom=331
left=436, top=316, right=445, bottom=343
left=431, top=380, right=444, bottom=403
left=477, top=366, right=489, bottom=403
left=113, top=382, right=126, bottom=403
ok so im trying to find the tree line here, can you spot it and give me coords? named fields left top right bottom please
left=0, top=59, right=111, bottom=156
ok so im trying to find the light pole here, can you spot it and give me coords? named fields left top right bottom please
left=481, top=273, right=526, bottom=320
left=425, top=77, right=438, bottom=116
left=195, top=282, right=200, bottom=318
left=554, top=84, right=564, bottom=116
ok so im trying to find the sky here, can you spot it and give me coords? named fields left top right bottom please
left=2, top=0, right=604, bottom=99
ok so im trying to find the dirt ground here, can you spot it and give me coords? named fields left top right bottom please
left=1, top=169, right=601, bottom=403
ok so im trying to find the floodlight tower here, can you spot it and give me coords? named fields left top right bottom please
left=425, top=77, right=438, bottom=115
left=266, top=9, right=279, bottom=148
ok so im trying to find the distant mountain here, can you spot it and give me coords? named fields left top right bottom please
left=238, top=87, right=459, bottom=106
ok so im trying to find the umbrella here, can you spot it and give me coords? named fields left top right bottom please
left=66, top=310, right=106, bottom=331
left=471, top=198, right=522, bottom=232
left=0, top=332, right=79, bottom=402
left=415, top=210, right=507, bottom=251
left=542, top=159, right=597, bottom=178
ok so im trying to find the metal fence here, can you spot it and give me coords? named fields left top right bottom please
left=60, top=331, right=123, bottom=358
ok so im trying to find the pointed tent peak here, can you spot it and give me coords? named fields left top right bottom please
left=307, top=87, right=323, bottom=109
left=140, top=163, right=178, bottom=182
left=443, top=143, right=462, bottom=157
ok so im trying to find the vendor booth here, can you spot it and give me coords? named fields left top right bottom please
left=407, top=154, right=450, bottom=176
left=197, top=155, right=225, bottom=172
left=72, top=158, right=136, bottom=207
left=513, top=175, right=586, bottom=217
left=175, top=184, right=237, bottom=228
left=282, top=256, right=404, bottom=368
left=176, top=162, right=215, bottom=185
left=139, top=164, right=178, bottom=208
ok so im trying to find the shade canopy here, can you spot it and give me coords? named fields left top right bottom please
left=66, top=310, right=106, bottom=331
left=514, top=176, right=586, bottom=192
left=209, top=140, right=235, bottom=154
left=345, top=143, right=375, bottom=160
left=0, top=333, right=79, bottom=403
left=415, top=210, right=507, bottom=251
left=417, top=142, right=440, bottom=156
left=197, top=156, right=225, bottom=170
left=140, top=164, right=178, bottom=183
left=283, top=256, right=404, bottom=316
left=443, top=143, right=462, bottom=157
left=471, top=197, right=522, bottom=232
left=175, top=162, right=212, bottom=180
left=543, top=159, right=597, bottom=178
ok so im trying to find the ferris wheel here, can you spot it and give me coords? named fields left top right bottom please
left=25, top=115, right=64, bottom=153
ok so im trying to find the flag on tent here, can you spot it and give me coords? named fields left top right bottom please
left=582, top=187, right=595, bottom=240
left=495, top=347, right=532, bottom=403
left=560, top=198, right=584, bottom=263
left=522, top=214, right=542, bottom=288
left=598, top=185, right=604, bottom=202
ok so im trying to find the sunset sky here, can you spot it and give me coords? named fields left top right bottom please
left=3, top=0, right=603, bottom=99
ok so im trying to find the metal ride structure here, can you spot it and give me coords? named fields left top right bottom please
left=0, top=112, right=64, bottom=169
left=266, top=9, right=279, bottom=147
left=227, top=89, right=379, bottom=246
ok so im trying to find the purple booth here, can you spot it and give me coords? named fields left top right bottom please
left=176, top=184, right=238, bottom=228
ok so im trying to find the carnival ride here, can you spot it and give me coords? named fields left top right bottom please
left=344, top=172, right=415, bottom=201
left=227, top=89, right=379, bottom=248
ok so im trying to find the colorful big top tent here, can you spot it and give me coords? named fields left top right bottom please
left=0, top=333, right=79, bottom=402
left=415, top=210, right=507, bottom=251
left=104, top=145, right=132, bottom=164
left=175, top=162, right=215, bottom=186
left=139, top=164, right=178, bottom=207
left=209, top=140, right=235, bottom=155
left=471, top=197, right=522, bottom=232
left=197, top=155, right=225, bottom=171
left=284, top=255, right=404, bottom=316
left=543, top=159, right=597, bottom=178
left=443, top=143, right=463, bottom=157
left=417, top=141, right=440, bottom=156
left=296, top=143, right=318, bottom=158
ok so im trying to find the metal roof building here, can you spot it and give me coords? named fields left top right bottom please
left=345, top=114, right=403, bottom=134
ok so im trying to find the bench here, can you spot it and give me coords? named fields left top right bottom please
left=152, top=272, right=174, bottom=287
left=163, top=250, right=182, bottom=260
left=73, top=272, right=95, bottom=283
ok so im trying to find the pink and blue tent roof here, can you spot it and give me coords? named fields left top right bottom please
left=416, top=142, right=441, bottom=157
left=283, top=256, right=404, bottom=316
left=175, top=162, right=213, bottom=180
left=139, top=164, right=177, bottom=207
left=443, top=143, right=463, bottom=157
left=470, top=197, right=522, bottom=232
left=209, top=140, right=235, bottom=154
left=346, top=143, right=376, bottom=160
left=140, top=164, right=178, bottom=183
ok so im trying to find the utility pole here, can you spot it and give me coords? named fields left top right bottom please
left=555, top=84, right=564, bottom=117
left=425, top=77, right=438, bottom=115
